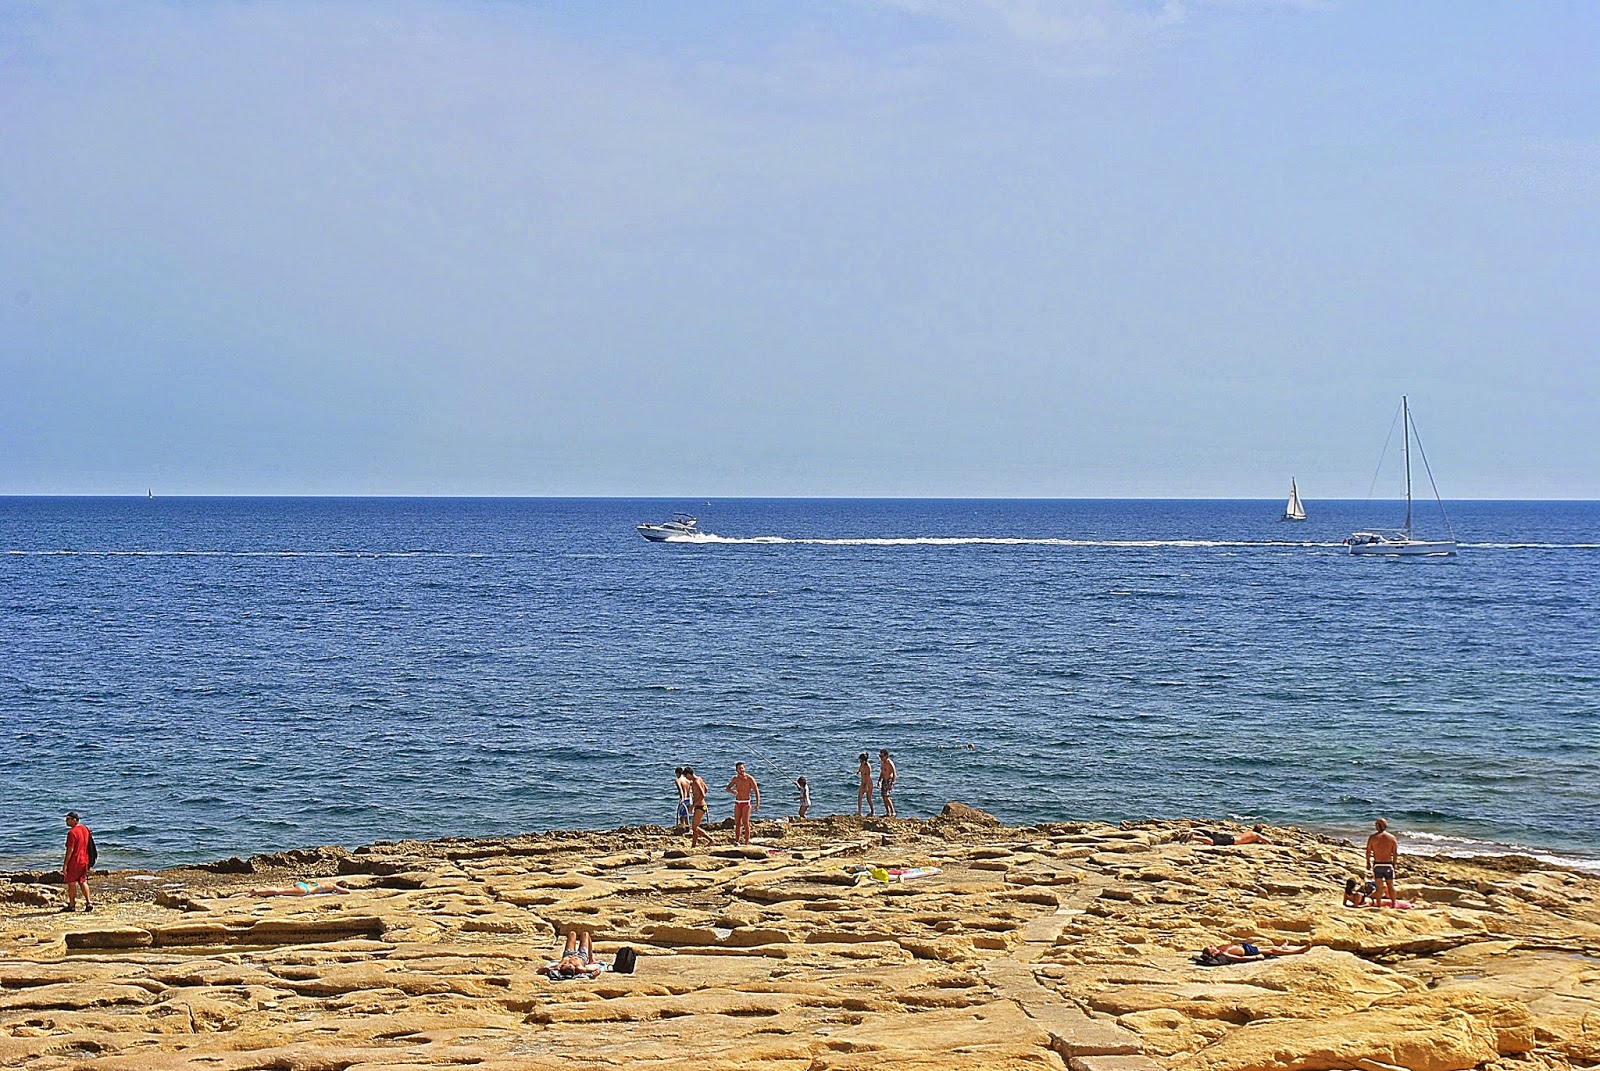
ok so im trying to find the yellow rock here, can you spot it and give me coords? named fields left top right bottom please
left=1, top=815, right=1595, bottom=1070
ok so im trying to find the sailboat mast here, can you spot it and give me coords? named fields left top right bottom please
left=1401, top=395, right=1413, bottom=538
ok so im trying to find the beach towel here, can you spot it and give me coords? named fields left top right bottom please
left=843, top=864, right=943, bottom=884
left=541, top=961, right=607, bottom=981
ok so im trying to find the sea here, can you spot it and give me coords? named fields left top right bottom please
left=3, top=497, right=1597, bottom=874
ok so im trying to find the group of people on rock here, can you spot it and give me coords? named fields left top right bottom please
left=1181, top=817, right=1406, bottom=910
left=53, top=800, right=1409, bottom=974
left=671, top=762, right=763, bottom=848
left=1194, top=817, right=1408, bottom=965
left=671, top=749, right=900, bottom=845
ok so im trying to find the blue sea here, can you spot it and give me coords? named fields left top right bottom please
left=3, top=498, right=1597, bottom=872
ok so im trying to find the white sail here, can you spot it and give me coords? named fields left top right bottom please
left=1284, top=479, right=1306, bottom=521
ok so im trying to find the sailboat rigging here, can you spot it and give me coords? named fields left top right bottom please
left=1283, top=479, right=1306, bottom=522
left=1345, top=397, right=1457, bottom=557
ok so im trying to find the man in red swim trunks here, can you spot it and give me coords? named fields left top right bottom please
left=62, top=812, right=93, bottom=913
left=725, top=762, right=761, bottom=845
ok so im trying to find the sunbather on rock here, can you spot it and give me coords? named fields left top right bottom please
left=1196, top=941, right=1310, bottom=965
left=1181, top=824, right=1272, bottom=846
left=543, top=930, right=607, bottom=980
left=249, top=879, right=352, bottom=897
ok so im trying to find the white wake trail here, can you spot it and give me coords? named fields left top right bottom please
left=675, top=535, right=1345, bottom=548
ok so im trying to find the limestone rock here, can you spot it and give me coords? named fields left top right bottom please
left=937, top=802, right=1001, bottom=825
left=1, top=814, right=1595, bottom=1070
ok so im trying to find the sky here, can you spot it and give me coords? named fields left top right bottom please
left=2, top=0, right=1597, bottom=498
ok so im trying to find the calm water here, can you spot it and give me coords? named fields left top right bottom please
left=3, top=497, right=1597, bottom=871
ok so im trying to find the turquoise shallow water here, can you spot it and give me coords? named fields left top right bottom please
left=2, top=497, right=1597, bottom=870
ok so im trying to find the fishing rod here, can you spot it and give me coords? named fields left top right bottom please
left=753, top=750, right=798, bottom=784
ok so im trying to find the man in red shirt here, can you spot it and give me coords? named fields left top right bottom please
left=62, top=812, right=93, bottom=913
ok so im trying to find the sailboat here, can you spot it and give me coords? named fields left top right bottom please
left=1346, top=396, right=1457, bottom=557
left=1282, top=479, right=1306, bottom=522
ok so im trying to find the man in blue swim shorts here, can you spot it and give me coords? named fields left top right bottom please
left=1365, top=817, right=1400, bottom=908
left=674, top=767, right=691, bottom=830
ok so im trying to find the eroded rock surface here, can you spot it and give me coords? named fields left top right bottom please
left=2, top=812, right=1596, bottom=1070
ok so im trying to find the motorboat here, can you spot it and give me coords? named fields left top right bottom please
left=1346, top=397, right=1457, bottom=557
left=637, top=513, right=706, bottom=542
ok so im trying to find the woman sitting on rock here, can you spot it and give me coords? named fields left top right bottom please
left=1343, top=877, right=1377, bottom=906
left=1342, top=876, right=1414, bottom=909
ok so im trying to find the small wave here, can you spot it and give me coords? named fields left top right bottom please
left=1397, top=830, right=1600, bottom=874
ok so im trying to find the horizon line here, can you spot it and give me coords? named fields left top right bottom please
left=4, top=493, right=1598, bottom=504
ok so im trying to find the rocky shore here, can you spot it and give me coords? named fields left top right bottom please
left=2, top=806, right=1597, bottom=1070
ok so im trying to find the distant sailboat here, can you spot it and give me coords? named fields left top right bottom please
left=1345, top=396, right=1457, bottom=557
left=1283, top=479, right=1306, bottom=522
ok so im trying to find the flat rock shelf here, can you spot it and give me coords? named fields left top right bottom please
left=2, top=806, right=1597, bottom=1070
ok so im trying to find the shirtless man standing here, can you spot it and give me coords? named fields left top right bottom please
left=726, top=762, right=761, bottom=845
left=673, top=767, right=691, bottom=830
left=1365, top=817, right=1400, bottom=908
left=878, top=749, right=897, bottom=818
left=685, top=766, right=714, bottom=847
left=856, top=753, right=875, bottom=816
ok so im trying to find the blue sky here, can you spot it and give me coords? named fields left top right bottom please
left=2, top=1, right=1596, bottom=497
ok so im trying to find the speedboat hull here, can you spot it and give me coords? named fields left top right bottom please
left=637, top=516, right=706, bottom=542
left=1347, top=534, right=1457, bottom=557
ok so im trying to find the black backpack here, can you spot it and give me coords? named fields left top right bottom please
left=614, top=946, right=637, bottom=974
left=86, top=832, right=98, bottom=868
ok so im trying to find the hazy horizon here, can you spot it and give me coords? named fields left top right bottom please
left=6, top=492, right=1597, bottom=503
